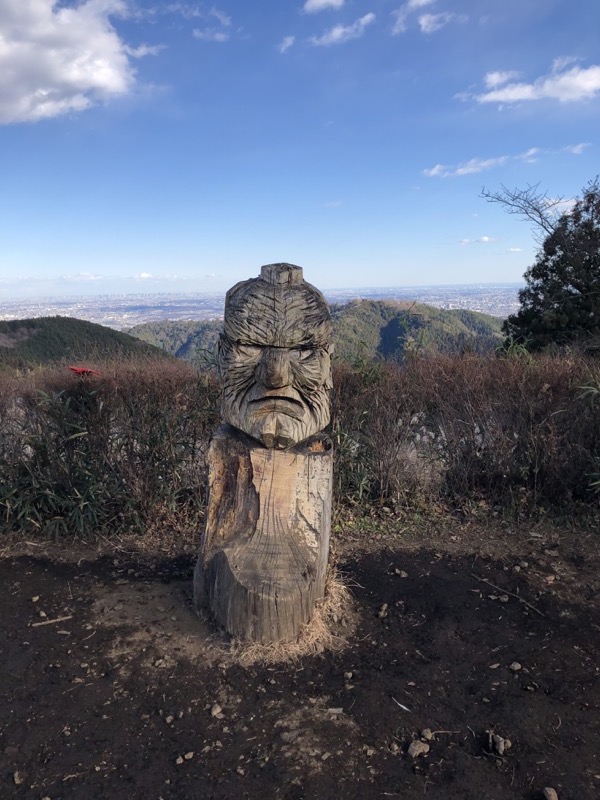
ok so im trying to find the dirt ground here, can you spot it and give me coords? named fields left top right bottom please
left=1, top=514, right=599, bottom=800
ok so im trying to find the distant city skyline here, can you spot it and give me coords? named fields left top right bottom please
left=1, top=2, right=598, bottom=298
left=0, top=283, right=523, bottom=330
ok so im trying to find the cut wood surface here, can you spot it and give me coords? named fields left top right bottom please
left=194, top=424, right=333, bottom=642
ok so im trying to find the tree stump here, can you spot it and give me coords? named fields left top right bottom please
left=194, top=425, right=333, bottom=642
left=194, top=263, right=334, bottom=642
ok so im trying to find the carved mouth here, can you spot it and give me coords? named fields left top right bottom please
left=249, top=396, right=305, bottom=420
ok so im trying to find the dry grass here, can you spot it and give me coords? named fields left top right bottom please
left=229, top=570, right=355, bottom=666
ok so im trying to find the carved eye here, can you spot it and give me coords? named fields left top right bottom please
left=237, top=344, right=262, bottom=358
left=290, top=347, right=313, bottom=361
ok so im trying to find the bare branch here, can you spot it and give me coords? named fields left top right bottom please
left=480, top=183, right=568, bottom=244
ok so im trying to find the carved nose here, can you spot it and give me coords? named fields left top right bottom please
left=260, top=348, right=291, bottom=388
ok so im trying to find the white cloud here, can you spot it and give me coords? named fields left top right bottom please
left=137, top=272, right=153, bottom=280
left=391, top=0, right=435, bottom=35
left=192, top=4, right=232, bottom=42
left=425, top=143, right=586, bottom=178
left=508, top=247, right=522, bottom=252
left=278, top=36, right=295, bottom=54
left=425, top=155, right=509, bottom=178
left=484, top=70, right=520, bottom=89
left=0, top=0, right=146, bottom=124
left=564, top=142, right=591, bottom=155
left=124, top=44, right=166, bottom=58
left=303, top=0, right=345, bottom=12
left=460, top=236, right=495, bottom=245
left=418, top=12, right=455, bottom=33
left=475, top=62, right=600, bottom=104
left=60, top=272, right=104, bottom=282
left=193, top=28, right=230, bottom=42
left=310, top=13, right=376, bottom=46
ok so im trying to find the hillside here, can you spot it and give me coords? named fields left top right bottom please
left=128, top=319, right=222, bottom=368
left=129, top=301, right=504, bottom=365
left=331, top=300, right=504, bottom=362
left=0, top=316, right=166, bottom=370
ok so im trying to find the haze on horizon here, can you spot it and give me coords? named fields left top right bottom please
left=0, top=1, right=598, bottom=300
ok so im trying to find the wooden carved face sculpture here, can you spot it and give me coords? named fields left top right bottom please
left=219, top=263, right=332, bottom=449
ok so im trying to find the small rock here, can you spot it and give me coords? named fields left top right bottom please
left=13, top=771, right=23, bottom=785
left=489, top=663, right=501, bottom=670
left=184, top=752, right=194, bottom=760
left=165, top=715, right=174, bottom=724
left=509, top=661, right=522, bottom=672
left=545, top=575, right=556, bottom=584
left=394, top=569, right=408, bottom=578
left=408, top=740, right=430, bottom=758
left=389, top=742, right=399, bottom=753
left=420, top=728, right=434, bottom=741
left=175, top=756, right=184, bottom=765
left=542, top=788, right=559, bottom=800
left=378, top=603, right=389, bottom=618
left=211, top=703, right=223, bottom=718
left=31, top=596, right=40, bottom=603
left=321, top=752, right=331, bottom=760
left=154, top=659, right=166, bottom=668
left=519, top=560, right=529, bottom=569
left=344, top=671, right=353, bottom=680
left=38, top=610, right=47, bottom=618
left=499, top=595, right=509, bottom=603
left=365, top=747, right=375, bottom=757
left=327, top=707, right=343, bottom=715
left=513, top=565, right=521, bottom=573
left=492, top=734, right=512, bottom=756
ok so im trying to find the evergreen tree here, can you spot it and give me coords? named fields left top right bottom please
left=487, top=179, right=600, bottom=350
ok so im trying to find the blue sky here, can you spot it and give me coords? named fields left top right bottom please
left=0, top=0, right=598, bottom=298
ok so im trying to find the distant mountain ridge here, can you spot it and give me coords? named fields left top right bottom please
left=0, top=316, right=166, bottom=370
left=129, top=300, right=504, bottom=366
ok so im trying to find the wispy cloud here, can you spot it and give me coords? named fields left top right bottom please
left=425, top=155, right=509, bottom=178
left=0, top=0, right=140, bottom=124
left=303, top=0, right=345, bottom=12
left=193, top=28, right=230, bottom=42
left=278, top=36, right=296, bottom=54
left=472, top=60, right=600, bottom=104
left=508, top=247, right=522, bottom=252
left=484, top=70, right=521, bottom=89
left=193, top=7, right=232, bottom=43
left=324, top=200, right=342, bottom=208
left=124, top=44, right=166, bottom=58
left=460, top=236, right=495, bottom=245
left=418, top=12, right=457, bottom=33
left=60, top=272, right=105, bottom=282
left=424, top=144, right=587, bottom=178
left=564, top=142, right=591, bottom=155
left=311, top=13, right=376, bottom=46
left=392, top=1, right=462, bottom=35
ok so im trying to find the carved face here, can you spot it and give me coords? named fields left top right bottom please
left=220, top=272, right=332, bottom=449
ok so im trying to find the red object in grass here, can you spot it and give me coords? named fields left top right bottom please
left=68, top=366, right=102, bottom=377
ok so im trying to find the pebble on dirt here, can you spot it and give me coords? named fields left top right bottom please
left=408, top=740, right=430, bottom=758
left=542, top=789, right=559, bottom=800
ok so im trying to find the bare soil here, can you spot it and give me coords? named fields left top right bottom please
left=1, top=515, right=599, bottom=800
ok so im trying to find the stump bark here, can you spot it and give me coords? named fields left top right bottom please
left=194, top=424, right=333, bottom=643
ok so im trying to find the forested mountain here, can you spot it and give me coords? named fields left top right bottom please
left=0, top=316, right=166, bottom=370
left=331, top=300, right=503, bottom=362
left=129, top=301, right=504, bottom=366
left=128, top=320, right=222, bottom=368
